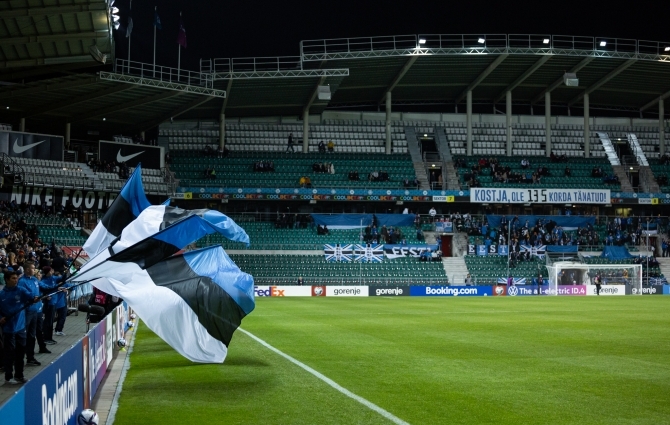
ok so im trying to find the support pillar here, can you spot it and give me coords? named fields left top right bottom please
left=140, top=131, right=145, bottom=142
left=584, top=94, right=590, bottom=158
left=506, top=91, right=512, bottom=157
left=65, top=122, right=71, bottom=149
left=466, top=90, right=472, bottom=156
left=302, top=109, right=309, bottom=153
left=19, top=117, right=25, bottom=132
left=545, top=92, right=552, bottom=157
left=385, top=91, right=392, bottom=154
left=660, top=99, right=666, bottom=156
left=219, top=113, right=225, bottom=150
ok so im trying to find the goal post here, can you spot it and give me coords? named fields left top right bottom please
left=545, top=261, right=642, bottom=296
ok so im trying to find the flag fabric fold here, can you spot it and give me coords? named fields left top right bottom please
left=126, top=16, right=133, bottom=37
left=154, top=10, right=162, bottom=29
left=83, top=164, right=150, bottom=257
left=78, top=246, right=254, bottom=363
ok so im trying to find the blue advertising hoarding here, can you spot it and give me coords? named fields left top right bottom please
left=410, top=285, right=493, bottom=297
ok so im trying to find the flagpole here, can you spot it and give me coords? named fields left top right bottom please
left=153, top=6, right=157, bottom=78
left=127, top=0, right=132, bottom=74
left=177, top=12, right=182, bottom=81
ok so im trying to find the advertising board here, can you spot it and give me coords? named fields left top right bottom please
left=585, top=285, right=626, bottom=296
left=325, top=286, right=368, bottom=297
left=409, top=285, right=493, bottom=297
left=311, top=286, right=326, bottom=296
left=0, top=130, right=64, bottom=160
left=99, top=140, right=164, bottom=169
left=269, top=286, right=313, bottom=297
left=368, top=286, right=410, bottom=296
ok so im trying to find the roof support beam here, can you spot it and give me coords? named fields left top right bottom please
left=568, top=59, right=637, bottom=106
left=220, top=79, right=233, bottom=113
left=378, top=56, right=418, bottom=103
left=493, top=55, right=551, bottom=103
left=136, top=96, right=216, bottom=132
left=71, top=90, right=182, bottom=123
left=640, top=89, right=670, bottom=112
left=0, top=4, right=107, bottom=18
left=0, top=31, right=109, bottom=46
left=303, top=76, right=327, bottom=114
left=531, top=57, right=594, bottom=104
left=455, top=54, right=508, bottom=104
left=25, top=84, right=134, bottom=118
left=0, top=77, right=99, bottom=100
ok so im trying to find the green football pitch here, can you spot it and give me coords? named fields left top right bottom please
left=114, top=297, right=670, bottom=425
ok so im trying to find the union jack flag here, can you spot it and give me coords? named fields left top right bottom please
left=520, top=244, right=546, bottom=259
left=497, top=277, right=527, bottom=285
left=324, top=244, right=353, bottom=262
left=353, top=244, right=384, bottom=263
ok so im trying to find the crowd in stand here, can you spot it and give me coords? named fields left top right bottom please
left=0, top=211, right=84, bottom=384
left=87, top=159, right=131, bottom=179
left=203, top=145, right=229, bottom=158
left=368, top=170, right=389, bottom=182
left=0, top=200, right=84, bottom=229
left=313, top=162, right=334, bottom=174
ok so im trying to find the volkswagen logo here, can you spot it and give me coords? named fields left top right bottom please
left=507, top=286, right=519, bottom=296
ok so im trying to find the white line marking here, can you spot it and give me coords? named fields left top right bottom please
left=106, top=322, right=139, bottom=425
left=239, top=328, right=411, bottom=425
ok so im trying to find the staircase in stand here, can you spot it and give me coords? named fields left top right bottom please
left=404, top=126, right=430, bottom=190
left=442, top=257, right=469, bottom=285
left=434, top=126, right=460, bottom=190
left=611, top=165, right=634, bottom=192
left=656, top=258, right=670, bottom=283
left=79, top=163, right=105, bottom=190
left=596, top=132, right=621, bottom=166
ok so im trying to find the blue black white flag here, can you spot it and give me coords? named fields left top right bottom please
left=323, top=244, right=353, bottom=262
left=77, top=246, right=254, bottom=363
left=497, top=277, right=527, bottom=285
left=353, top=244, right=383, bottom=262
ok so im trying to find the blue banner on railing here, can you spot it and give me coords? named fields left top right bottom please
left=410, top=285, right=493, bottom=297
left=324, top=244, right=385, bottom=262
left=435, top=222, right=453, bottom=233
left=383, top=244, right=438, bottom=259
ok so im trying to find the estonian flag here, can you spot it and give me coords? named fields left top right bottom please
left=79, top=246, right=254, bottom=363
left=80, top=205, right=250, bottom=272
left=83, top=164, right=150, bottom=257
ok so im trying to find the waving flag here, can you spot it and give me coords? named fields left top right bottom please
left=153, top=9, right=162, bottom=29
left=83, top=164, right=150, bottom=257
left=353, top=244, right=383, bottom=262
left=497, top=277, right=527, bottom=285
left=80, top=205, right=250, bottom=272
left=177, top=15, right=187, bottom=47
left=77, top=246, right=254, bottom=363
left=323, top=244, right=352, bottom=262
left=520, top=244, right=546, bottom=259
left=126, top=16, right=133, bottom=37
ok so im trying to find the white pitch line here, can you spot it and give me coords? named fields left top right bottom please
left=238, top=328, right=411, bottom=425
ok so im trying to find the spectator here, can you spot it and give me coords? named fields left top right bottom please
left=40, top=267, right=64, bottom=346
left=318, top=141, right=326, bottom=153
left=429, top=207, right=437, bottom=221
left=521, top=158, right=530, bottom=169
left=0, top=270, right=36, bottom=385
left=327, top=140, right=335, bottom=152
left=18, top=261, right=45, bottom=366
left=286, top=133, right=295, bottom=153
left=564, top=167, right=571, bottom=177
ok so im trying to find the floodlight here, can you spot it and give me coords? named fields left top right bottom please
left=665, top=46, right=670, bottom=52
left=113, top=20, right=120, bottom=30
left=103, top=118, right=107, bottom=121
left=424, top=134, right=427, bottom=137
left=419, top=38, right=426, bottom=45
left=599, top=41, right=607, bottom=47
left=111, top=6, right=119, bottom=14
left=477, top=38, right=485, bottom=44
left=543, top=38, right=550, bottom=44
left=5, top=106, right=8, bottom=109
left=112, top=15, right=120, bottom=22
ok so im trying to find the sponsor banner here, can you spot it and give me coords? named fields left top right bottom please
left=105, top=315, right=114, bottom=368
left=0, top=387, right=25, bottom=424
left=384, top=244, right=438, bottom=259
left=410, top=285, right=493, bottom=297
left=506, top=285, right=541, bottom=296
left=545, top=285, right=587, bottom=296
left=24, top=340, right=84, bottom=425
left=368, top=286, right=411, bottom=296
left=88, top=319, right=107, bottom=398
left=432, top=195, right=455, bottom=202
left=81, top=336, right=90, bottom=409
left=470, top=188, right=610, bottom=204
left=254, top=286, right=271, bottom=297
left=631, top=285, right=664, bottom=295
left=312, top=286, right=326, bottom=296
left=638, top=198, right=652, bottom=205
left=0, top=186, right=163, bottom=211
left=0, top=130, right=64, bottom=161
left=99, top=140, right=164, bottom=169
left=664, top=285, right=670, bottom=295
left=585, top=285, right=626, bottom=296
left=269, top=286, right=313, bottom=297
left=325, top=286, right=368, bottom=297
left=492, top=285, right=507, bottom=296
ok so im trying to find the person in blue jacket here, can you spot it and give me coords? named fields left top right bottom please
left=52, top=270, right=72, bottom=338
left=40, top=267, right=68, bottom=346
left=18, top=261, right=46, bottom=366
left=0, top=270, right=38, bottom=384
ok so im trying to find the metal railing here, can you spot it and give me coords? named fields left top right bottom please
left=252, top=277, right=447, bottom=286
left=114, top=58, right=214, bottom=88
left=23, top=172, right=95, bottom=190
left=211, top=56, right=303, bottom=74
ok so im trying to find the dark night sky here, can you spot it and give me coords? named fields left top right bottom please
left=115, top=0, right=668, bottom=72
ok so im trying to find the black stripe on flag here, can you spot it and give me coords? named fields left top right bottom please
left=101, top=196, right=134, bottom=237
left=146, top=255, right=246, bottom=346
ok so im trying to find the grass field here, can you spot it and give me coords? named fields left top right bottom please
left=114, top=297, right=670, bottom=425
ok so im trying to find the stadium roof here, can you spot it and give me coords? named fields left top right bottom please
left=3, top=33, right=670, bottom=139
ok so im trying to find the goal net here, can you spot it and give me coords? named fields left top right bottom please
left=545, top=262, right=642, bottom=296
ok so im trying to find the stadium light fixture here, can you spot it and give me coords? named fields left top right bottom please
left=477, top=38, right=485, bottom=44
left=599, top=41, right=607, bottom=47
left=111, top=6, right=119, bottom=14
left=103, top=117, right=107, bottom=121
left=543, top=38, right=550, bottom=44
left=418, top=38, right=426, bottom=45
left=664, top=46, right=670, bottom=52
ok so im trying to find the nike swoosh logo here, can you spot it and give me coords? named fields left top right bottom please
left=13, top=139, right=46, bottom=154
left=117, top=149, right=145, bottom=163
